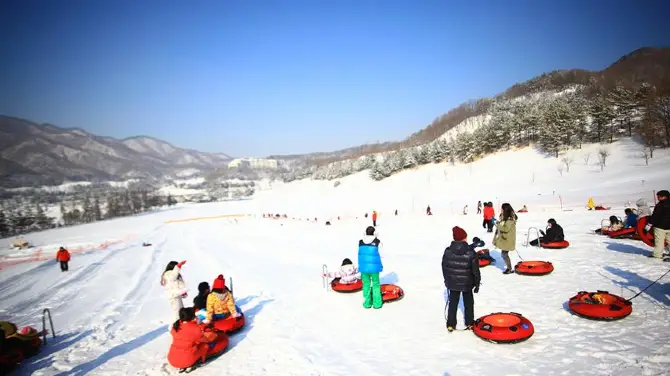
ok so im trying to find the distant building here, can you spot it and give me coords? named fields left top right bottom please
left=228, top=158, right=278, bottom=170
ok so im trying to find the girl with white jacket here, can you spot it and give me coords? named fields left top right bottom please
left=161, top=260, right=188, bottom=322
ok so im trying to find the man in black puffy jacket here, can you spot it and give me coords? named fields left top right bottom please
left=442, top=226, right=481, bottom=332
left=648, top=190, right=670, bottom=260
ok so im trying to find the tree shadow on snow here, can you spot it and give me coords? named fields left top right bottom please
left=21, top=329, right=94, bottom=372
left=380, top=272, right=399, bottom=285
left=604, top=266, right=670, bottom=307
left=55, top=325, right=167, bottom=375
left=227, top=296, right=275, bottom=352
left=605, top=242, right=651, bottom=257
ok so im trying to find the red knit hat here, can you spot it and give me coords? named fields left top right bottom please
left=452, top=226, right=467, bottom=241
left=212, top=274, right=225, bottom=290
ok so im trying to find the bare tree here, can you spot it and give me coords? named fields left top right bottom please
left=560, top=155, right=574, bottom=172
left=583, top=153, right=591, bottom=166
left=640, top=148, right=650, bottom=166
left=557, top=164, right=564, bottom=176
left=598, top=147, right=611, bottom=171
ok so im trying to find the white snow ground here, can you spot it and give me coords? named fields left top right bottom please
left=1, top=139, right=670, bottom=376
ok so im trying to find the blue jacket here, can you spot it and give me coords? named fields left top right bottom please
left=624, top=213, right=638, bottom=228
left=358, top=235, right=383, bottom=274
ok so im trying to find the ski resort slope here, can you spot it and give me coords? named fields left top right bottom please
left=254, top=139, right=670, bottom=219
left=0, top=140, right=668, bottom=376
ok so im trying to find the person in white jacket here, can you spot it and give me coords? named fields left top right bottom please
left=324, top=258, right=361, bottom=284
left=161, top=260, right=188, bottom=322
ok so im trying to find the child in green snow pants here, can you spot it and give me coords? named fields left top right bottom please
left=361, top=273, right=382, bottom=308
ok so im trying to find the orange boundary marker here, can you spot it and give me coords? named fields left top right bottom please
left=0, top=234, right=138, bottom=271
left=164, top=213, right=249, bottom=224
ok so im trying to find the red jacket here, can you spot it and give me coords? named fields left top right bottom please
left=372, top=212, right=378, bottom=221
left=167, top=321, right=212, bottom=369
left=56, top=249, right=71, bottom=262
left=483, top=207, right=495, bottom=221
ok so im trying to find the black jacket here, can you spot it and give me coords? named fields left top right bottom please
left=650, top=200, right=670, bottom=230
left=442, top=241, right=481, bottom=292
left=193, top=293, right=208, bottom=311
left=543, top=223, right=565, bottom=242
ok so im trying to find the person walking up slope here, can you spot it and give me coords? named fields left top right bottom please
left=56, top=247, right=71, bottom=272
left=372, top=211, right=378, bottom=227
left=442, top=226, right=481, bottom=332
left=358, top=226, right=383, bottom=309
left=646, top=190, right=670, bottom=261
left=493, top=203, right=518, bottom=274
left=161, top=260, right=188, bottom=322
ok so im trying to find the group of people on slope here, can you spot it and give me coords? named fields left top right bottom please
left=596, top=190, right=670, bottom=261
left=161, top=261, right=242, bottom=370
left=324, top=225, right=386, bottom=309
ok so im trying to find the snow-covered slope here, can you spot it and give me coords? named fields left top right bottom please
left=1, top=141, right=669, bottom=376
left=256, top=139, right=670, bottom=219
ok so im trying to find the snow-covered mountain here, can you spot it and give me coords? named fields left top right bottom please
left=0, top=116, right=232, bottom=188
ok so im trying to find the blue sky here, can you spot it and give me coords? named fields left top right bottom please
left=1, top=0, right=668, bottom=157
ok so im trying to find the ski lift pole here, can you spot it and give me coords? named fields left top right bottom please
left=42, top=308, right=55, bottom=345
left=525, top=227, right=541, bottom=248
left=229, top=277, right=234, bottom=295
left=322, top=264, right=329, bottom=291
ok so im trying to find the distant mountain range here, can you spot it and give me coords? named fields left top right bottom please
left=2, top=47, right=669, bottom=187
left=0, top=116, right=231, bottom=188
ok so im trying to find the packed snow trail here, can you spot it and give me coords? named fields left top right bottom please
left=2, top=206, right=669, bottom=376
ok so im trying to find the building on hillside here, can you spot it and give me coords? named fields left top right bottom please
left=228, top=158, right=278, bottom=170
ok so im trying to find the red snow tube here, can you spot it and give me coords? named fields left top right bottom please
left=568, top=291, right=632, bottom=321
left=514, top=261, right=553, bottom=276
left=381, top=284, right=404, bottom=303
left=596, top=228, right=609, bottom=235
left=477, top=249, right=492, bottom=267
left=636, top=216, right=668, bottom=248
left=208, top=311, right=246, bottom=334
left=607, top=227, right=636, bottom=239
left=540, top=240, right=570, bottom=249
left=0, top=351, right=23, bottom=374
left=517, top=209, right=528, bottom=213
left=330, top=278, right=363, bottom=293
left=594, top=206, right=610, bottom=211
left=203, top=331, right=229, bottom=358
left=472, top=312, right=534, bottom=344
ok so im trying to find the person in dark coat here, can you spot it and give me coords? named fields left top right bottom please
left=193, top=282, right=210, bottom=311
left=530, top=218, right=564, bottom=246
left=647, top=189, right=670, bottom=260
left=442, top=226, right=481, bottom=332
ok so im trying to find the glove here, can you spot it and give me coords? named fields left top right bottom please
left=233, top=312, right=241, bottom=318
left=202, top=319, right=210, bottom=325
left=540, top=230, right=545, bottom=236
left=474, top=286, right=479, bottom=294
left=644, top=224, right=652, bottom=232
left=177, top=260, right=187, bottom=268
left=181, top=292, right=188, bottom=298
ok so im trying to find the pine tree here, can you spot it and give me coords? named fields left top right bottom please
left=369, top=161, right=390, bottom=181
left=82, top=194, right=94, bottom=223
left=0, top=210, right=9, bottom=237
left=607, top=83, right=635, bottom=136
left=167, top=194, right=176, bottom=206
left=589, top=93, right=615, bottom=143
left=60, top=202, right=68, bottom=226
left=387, top=150, right=405, bottom=172
left=402, top=148, right=418, bottom=169
left=93, top=196, right=102, bottom=221
left=106, top=196, right=118, bottom=219
left=35, top=204, right=53, bottom=229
